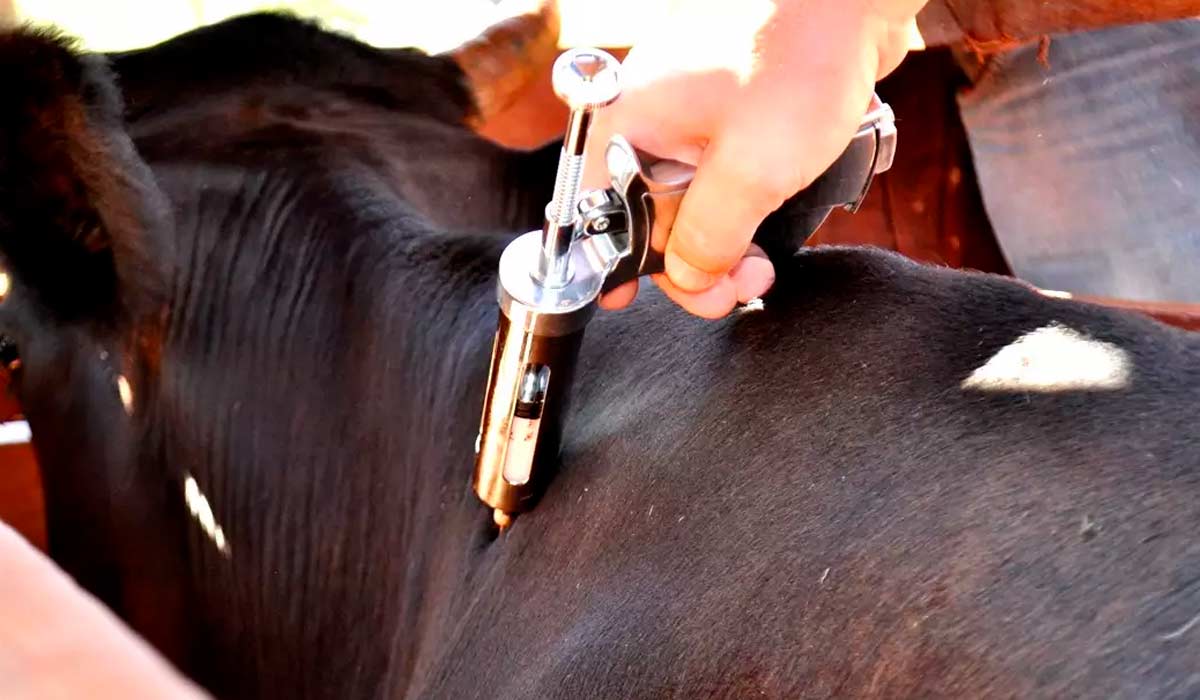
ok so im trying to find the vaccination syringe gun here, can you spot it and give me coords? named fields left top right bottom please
left=473, top=48, right=897, bottom=529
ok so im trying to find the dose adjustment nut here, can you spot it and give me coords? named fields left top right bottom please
left=552, top=48, right=621, bottom=111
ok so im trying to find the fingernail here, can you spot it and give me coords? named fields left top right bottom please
left=597, top=292, right=630, bottom=311
left=731, top=256, right=775, bottom=302
left=665, top=252, right=717, bottom=293
left=675, top=276, right=738, bottom=320
left=598, top=280, right=638, bottom=310
left=743, top=243, right=769, bottom=260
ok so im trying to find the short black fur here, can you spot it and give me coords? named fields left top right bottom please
left=2, top=14, right=1199, bottom=700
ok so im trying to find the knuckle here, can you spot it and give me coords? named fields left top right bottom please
left=756, top=169, right=800, bottom=210
left=724, top=152, right=801, bottom=215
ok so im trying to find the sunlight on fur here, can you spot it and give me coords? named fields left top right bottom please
left=184, top=474, right=230, bottom=557
left=961, top=322, right=1132, bottom=393
left=0, top=272, right=9, bottom=301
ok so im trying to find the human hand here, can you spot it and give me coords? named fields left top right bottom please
left=582, top=0, right=925, bottom=318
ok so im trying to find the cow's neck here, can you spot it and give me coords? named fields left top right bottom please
left=362, top=229, right=522, bottom=691
left=149, top=168, right=515, bottom=694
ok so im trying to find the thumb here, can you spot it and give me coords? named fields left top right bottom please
left=664, top=133, right=794, bottom=293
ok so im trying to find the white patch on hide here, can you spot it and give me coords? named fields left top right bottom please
left=116, top=375, right=133, bottom=415
left=184, top=474, right=230, bottom=556
left=0, top=420, right=30, bottom=445
left=962, top=323, right=1132, bottom=393
left=739, top=297, right=765, bottom=314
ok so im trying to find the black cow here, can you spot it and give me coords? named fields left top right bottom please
left=2, top=14, right=1199, bottom=700
left=3, top=11, right=560, bottom=658
left=104, top=12, right=561, bottom=238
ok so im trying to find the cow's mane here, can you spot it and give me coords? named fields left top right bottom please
left=0, top=27, right=171, bottom=331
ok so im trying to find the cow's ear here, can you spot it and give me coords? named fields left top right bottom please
left=0, top=26, right=171, bottom=328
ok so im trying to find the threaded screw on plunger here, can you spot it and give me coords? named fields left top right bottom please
left=550, top=154, right=585, bottom=227
left=537, top=48, right=622, bottom=287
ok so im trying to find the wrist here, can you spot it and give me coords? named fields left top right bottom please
left=915, top=0, right=1020, bottom=53
left=768, top=0, right=925, bottom=76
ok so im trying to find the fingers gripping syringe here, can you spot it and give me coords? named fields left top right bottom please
left=473, top=48, right=897, bottom=528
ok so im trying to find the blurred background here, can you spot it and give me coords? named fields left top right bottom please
left=2, top=0, right=661, bottom=51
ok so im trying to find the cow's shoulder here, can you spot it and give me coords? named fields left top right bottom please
left=767, top=244, right=1199, bottom=366
left=488, top=245, right=1200, bottom=700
